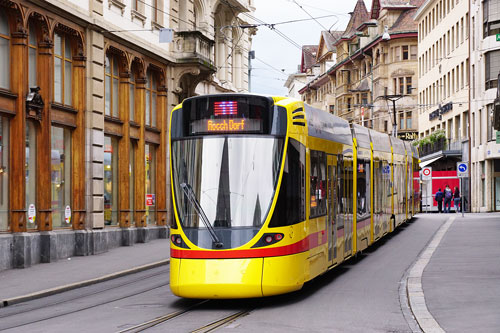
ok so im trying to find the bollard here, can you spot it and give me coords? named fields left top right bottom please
left=461, top=195, right=464, bottom=218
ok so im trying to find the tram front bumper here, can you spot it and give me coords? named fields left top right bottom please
left=170, top=257, right=264, bottom=299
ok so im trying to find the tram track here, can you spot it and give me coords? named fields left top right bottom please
left=118, top=300, right=252, bottom=333
left=0, top=267, right=170, bottom=331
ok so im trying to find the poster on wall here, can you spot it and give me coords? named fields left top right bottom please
left=28, top=204, right=36, bottom=225
left=65, top=205, right=71, bottom=224
left=146, top=194, right=155, bottom=206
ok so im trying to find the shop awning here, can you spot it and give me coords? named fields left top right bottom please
left=419, top=155, right=443, bottom=168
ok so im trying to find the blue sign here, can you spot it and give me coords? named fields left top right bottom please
left=457, top=162, right=468, bottom=178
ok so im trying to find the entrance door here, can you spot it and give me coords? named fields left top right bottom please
left=327, top=155, right=337, bottom=263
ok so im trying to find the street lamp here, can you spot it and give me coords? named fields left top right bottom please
left=380, top=94, right=403, bottom=137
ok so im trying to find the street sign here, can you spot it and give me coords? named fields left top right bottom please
left=422, top=166, right=432, bottom=180
left=457, top=162, right=468, bottom=178
left=497, top=33, right=500, bottom=42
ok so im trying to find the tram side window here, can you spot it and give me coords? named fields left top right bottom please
left=310, top=150, right=327, bottom=217
left=357, top=159, right=370, bottom=218
left=269, top=138, right=305, bottom=227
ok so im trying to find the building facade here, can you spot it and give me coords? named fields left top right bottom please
left=0, top=0, right=255, bottom=270
left=470, top=0, right=500, bottom=212
left=297, top=0, right=422, bottom=139
left=414, top=0, right=470, bottom=208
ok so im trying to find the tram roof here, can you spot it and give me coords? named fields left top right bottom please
left=304, top=104, right=353, bottom=146
left=390, top=136, right=406, bottom=155
left=412, top=144, right=419, bottom=158
left=352, top=124, right=371, bottom=149
left=403, top=140, right=414, bottom=157
left=368, top=129, right=391, bottom=153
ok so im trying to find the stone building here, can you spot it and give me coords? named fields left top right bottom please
left=414, top=0, right=470, bottom=205
left=470, top=0, right=500, bottom=212
left=0, top=0, right=255, bottom=270
left=296, top=0, right=422, bottom=139
left=297, top=31, right=342, bottom=112
left=285, top=45, right=318, bottom=100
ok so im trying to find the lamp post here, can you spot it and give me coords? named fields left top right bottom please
left=383, top=94, right=403, bottom=137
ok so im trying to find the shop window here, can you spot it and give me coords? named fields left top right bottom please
left=26, top=121, right=37, bottom=229
left=269, top=138, right=306, bottom=227
left=145, top=70, right=158, bottom=127
left=51, top=126, right=72, bottom=228
left=310, top=150, right=327, bottom=217
left=0, top=117, right=9, bottom=231
left=0, top=10, right=10, bottom=90
left=104, top=135, right=119, bottom=226
left=28, top=22, right=37, bottom=88
left=145, top=143, right=156, bottom=224
left=53, top=31, right=72, bottom=106
left=105, top=54, right=120, bottom=118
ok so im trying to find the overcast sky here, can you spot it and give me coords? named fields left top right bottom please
left=249, top=0, right=373, bottom=96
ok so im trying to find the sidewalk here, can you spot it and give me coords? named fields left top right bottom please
left=412, top=212, right=500, bottom=332
left=0, top=238, right=170, bottom=306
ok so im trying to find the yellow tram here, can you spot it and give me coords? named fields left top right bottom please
left=169, top=94, right=419, bottom=299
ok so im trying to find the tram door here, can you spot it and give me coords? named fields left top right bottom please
left=327, top=155, right=337, bottom=263
left=344, top=157, right=354, bottom=258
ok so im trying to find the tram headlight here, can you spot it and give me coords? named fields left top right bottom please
left=171, top=234, right=182, bottom=246
left=252, top=233, right=285, bottom=248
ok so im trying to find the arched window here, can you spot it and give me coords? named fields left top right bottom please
left=28, top=21, right=37, bottom=88
left=0, top=10, right=10, bottom=90
left=54, top=31, right=72, bottom=105
left=105, top=54, right=120, bottom=118
left=145, top=70, right=157, bottom=127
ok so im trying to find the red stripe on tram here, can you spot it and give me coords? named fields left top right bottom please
left=171, top=231, right=329, bottom=259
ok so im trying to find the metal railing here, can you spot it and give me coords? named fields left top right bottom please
left=419, top=138, right=462, bottom=157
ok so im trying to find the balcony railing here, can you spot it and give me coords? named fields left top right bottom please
left=174, top=31, right=215, bottom=68
left=419, top=138, right=462, bottom=157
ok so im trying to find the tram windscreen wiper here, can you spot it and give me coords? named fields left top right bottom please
left=180, top=183, right=223, bottom=248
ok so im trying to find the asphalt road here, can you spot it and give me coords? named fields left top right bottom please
left=1, top=215, right=448, bottom=333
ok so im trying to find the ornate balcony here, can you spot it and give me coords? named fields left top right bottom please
left=173, top=31, right=215, bottom=70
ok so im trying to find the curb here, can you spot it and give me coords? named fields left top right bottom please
left=0, top=259, right=170, bottom=308
left=406, top=216, right=455, bottom=333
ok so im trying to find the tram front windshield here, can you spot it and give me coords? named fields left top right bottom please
left=173, top=136, right=283, bottom=228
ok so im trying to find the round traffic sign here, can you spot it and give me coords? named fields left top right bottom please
left=422, top=168, right=431, bottom=177
left=458, top=163, right=467, bottom=172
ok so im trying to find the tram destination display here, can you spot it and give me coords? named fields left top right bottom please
left=181, top=95, right=272, bottom=135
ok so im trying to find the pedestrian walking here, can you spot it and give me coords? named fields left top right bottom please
left=435, top=188, right=444, bottom=213
left=444, top=185, right=452, bottom=213
left=453, top=186, right=460, bottom=213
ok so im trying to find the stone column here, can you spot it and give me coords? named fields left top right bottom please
left=88, top=30, right=105, bottom=229
left=73, top=49, right=87, bottom=230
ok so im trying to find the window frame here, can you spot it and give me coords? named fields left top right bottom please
left=105, top=53, right=120, bottom=119
left=0, top=11, right=10, bottom=90
left=309, top=150, right=327, bottom=218
left=145, top=70, right=158, bottom=128
left=53, top=31, right=73, bottom=106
